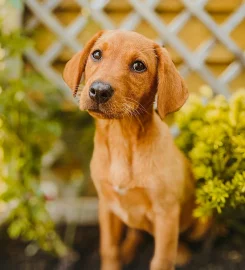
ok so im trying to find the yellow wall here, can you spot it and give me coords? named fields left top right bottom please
left=26, top=0, right=245, bottom=92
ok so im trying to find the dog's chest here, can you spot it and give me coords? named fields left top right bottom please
left=102, top=183, right=153, bottom=233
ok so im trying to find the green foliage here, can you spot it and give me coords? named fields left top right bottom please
left=175, top=86, right=245, bottom=218
left=0, top=28, right=32, bottom=56
left=0, top=27, right=67, bottom=256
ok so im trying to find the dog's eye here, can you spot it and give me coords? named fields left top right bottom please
left=131, top=60, right=147, bottom=73
left=92, top=50, right=102, bottom=61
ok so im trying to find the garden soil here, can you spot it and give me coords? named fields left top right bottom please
left=0, top=226, right=245, bottom=270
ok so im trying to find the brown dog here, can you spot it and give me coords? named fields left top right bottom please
left=63, top=30, right=210, bottom=270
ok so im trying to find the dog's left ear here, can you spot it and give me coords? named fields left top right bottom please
left=63, top=30, right=105, bottom=97
left=154, top=45, right=188, bottom=119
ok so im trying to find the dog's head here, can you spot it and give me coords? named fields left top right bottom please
left=63, top=30, right=188, bottom=119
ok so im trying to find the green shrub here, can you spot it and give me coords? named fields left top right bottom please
left=175, top=86, right=245, bottom=219
left=0, top=26, right=67, bottom=256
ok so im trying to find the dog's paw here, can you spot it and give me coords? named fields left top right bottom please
left=101, top=258, right=122, bottom=270
left=175, top=242, right=192, bottom=266
left=150, top=259, right=175, bottom=270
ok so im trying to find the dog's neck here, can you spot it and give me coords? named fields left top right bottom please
left=94, top=109, right=156, bottom=188
left=95, top=109, right=154, bottom=140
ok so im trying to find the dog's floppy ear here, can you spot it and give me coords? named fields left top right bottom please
left=63, top=30, right=104, bottom=97
left=154, top=45, right=188, bottom=119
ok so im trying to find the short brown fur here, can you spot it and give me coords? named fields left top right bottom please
left=63, top=30, right=210, bottom=270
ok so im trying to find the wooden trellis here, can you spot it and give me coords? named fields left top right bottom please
left=24, top=0, right=245, bottom=98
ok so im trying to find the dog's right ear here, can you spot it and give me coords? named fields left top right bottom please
left=63, top=30, right=105, bottom=97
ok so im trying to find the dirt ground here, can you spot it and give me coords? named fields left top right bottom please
left=0, top=225, right=245, bottom=270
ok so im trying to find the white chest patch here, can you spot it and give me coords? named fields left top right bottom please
left=113, top=186, right=128, bottom=195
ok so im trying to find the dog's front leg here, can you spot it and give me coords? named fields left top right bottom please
left=99, top=199, right=124, bottom=270
left=150, top=204, right=180, bottom=270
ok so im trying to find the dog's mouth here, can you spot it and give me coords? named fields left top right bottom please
left=86, top=103, right=103, bottom=114
left=87, top=107, right=111, bottom=119
left=83, top=101, right=125, bottom=119
left=87, top=107, right=124, bottom=119
left=87, top=108, right=102, bottom=113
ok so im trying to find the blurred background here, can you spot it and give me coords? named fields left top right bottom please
left=0, top=0, right=245, bottom=269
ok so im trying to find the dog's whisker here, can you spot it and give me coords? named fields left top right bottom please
left=123, top=99, right=147, bottom=125
left=133, top=111, right=145, bottom=131
left=122, top=103, right=135, bottom=126
left=123, top=103, right=133, bottom=117
left=124, top=97, right=150, bottom=116
left=124, top=96, right=146, bottom=109
left=122, top=100, right=145, bottom=131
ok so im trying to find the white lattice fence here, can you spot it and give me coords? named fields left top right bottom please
left=24, top=0, right=245, bottom=98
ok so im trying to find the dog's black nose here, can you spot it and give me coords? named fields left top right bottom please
left=89, top=81, right=114, bottom=104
